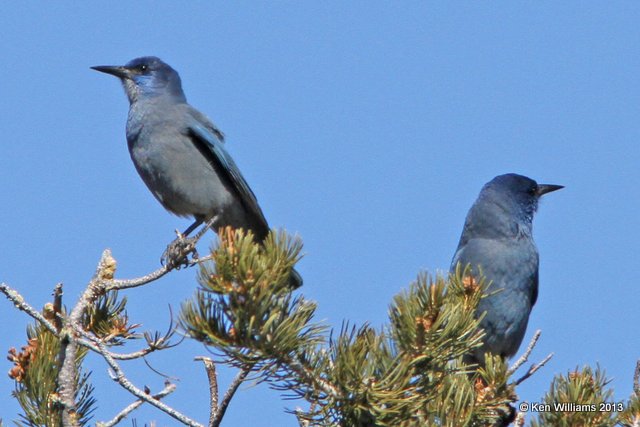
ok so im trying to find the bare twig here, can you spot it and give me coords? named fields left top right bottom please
left=107, top=265, right=172, bottom=291
left=513, top=352, right=554, bottom=386
left=98, top=340, right=203, bottom=427
left=143, top=357, right=180, bottom=381
left=107, top=219, right=214, bottom=291
left=508, top=330, right=542, bottom=376
left=0, top=283, right=59, bottom=337
left=212, top=366, right=251, bottom=427
left=196, top=357, right=219, bottom=427
left=109, top=347, right=160, bottom=360
left=97, top=381, right=176, bottom=427
left=505, top=329, right=553, bottom=386
left=193, top=254, right=214, bottom=264
left=73, top=325, right=172, bottom=365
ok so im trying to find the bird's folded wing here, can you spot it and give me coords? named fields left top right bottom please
left=187, top=117, right=269, bottom=229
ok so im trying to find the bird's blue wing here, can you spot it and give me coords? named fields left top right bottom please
left=186, top=114, right=269, bottom=231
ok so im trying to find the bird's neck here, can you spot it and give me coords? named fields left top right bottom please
left=466, top=199, right=532, bottom=240
left=129, top=94, right=185, bottom=117
left=123, top=77, right=187, bottom=105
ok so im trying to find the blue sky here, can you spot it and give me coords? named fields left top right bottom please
left=1, top=2, right=639, bottom=425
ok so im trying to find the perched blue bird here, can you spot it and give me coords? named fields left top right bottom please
left=451, top=173, right=562, bottom=366
left=92, top=56, right=302, bottom=287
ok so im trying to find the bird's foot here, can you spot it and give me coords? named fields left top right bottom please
left=161, top=231, right=200, bottom=270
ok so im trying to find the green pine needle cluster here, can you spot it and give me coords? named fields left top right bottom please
left=316, top=323, right=414, bottom=426
left=531, top=366, right=618, bottom=427
left=618, top=390, right=640, bottom=427
left=179, top=228, right=326, bottom=383
left=389, top=269, right=485, bottom=374
left=9, top=322, right=95, bottom=427
left=83, top=291, right=139, bottom=346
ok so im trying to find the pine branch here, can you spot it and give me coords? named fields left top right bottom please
left=2, top=219, right=212, bottom=426
left=96, top=339, right=203, bottom=427
left=530, top=365, right=617, bottom=427
left=55, top=220, right=215, bottom=424
left=506, top=329, right=554, bottom=386
left=507, top=330, right=542, bottom=376
left=10, top=224, right=621, bottom=427
left=213, top=365, right=251, bottom=427
left=0, top=283, right=60, bottom=337
left=107, top=218, right=216, bottom=291
left=7, top=309, right=96, bottom=427
left=180, top=229, right=346, bottom=423
left=193, top=357, right=251, bottom=427
left=58, top=250, right=117, bottom=426
left=195, top=357, right=219, bottom=427
left=513, top=352, right=554, bottom=386
left=97, top=381, right=176, bottom=427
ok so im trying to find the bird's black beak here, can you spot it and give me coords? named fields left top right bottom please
left=536, top=184, right=564, bottom=196
left=91, top=65, right=130, bottom=80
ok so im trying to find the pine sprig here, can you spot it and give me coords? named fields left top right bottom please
left=83, top=291, right=140, bottom=346
left=389, top=267, right=486, bottom=367
left=179, top=228, right=326, bottom=384
left=9, top=322, right=95, bottom=427
left=308, top=324, right=420, bottom=426
left=618, top=393, right=640, bottom=427
left=530, top=365, right=617, bottom=427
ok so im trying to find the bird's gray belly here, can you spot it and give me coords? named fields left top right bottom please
left=476, top=289, right=532, bottom=357
left=129, top=136, right=239, bottom=221
left=453, top=238, right=537, bottom=358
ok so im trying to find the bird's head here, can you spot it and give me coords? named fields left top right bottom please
left=480, top=173, right=563, bottom=223
left=92, top=56, right=186, bottom=104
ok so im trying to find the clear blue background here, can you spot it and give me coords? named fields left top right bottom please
left=1, top=2, right=638, bottom=425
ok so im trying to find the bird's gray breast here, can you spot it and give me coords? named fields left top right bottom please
left=452, top=237, right=539, bottom=357
left=126, top=110, right=235, bottom=218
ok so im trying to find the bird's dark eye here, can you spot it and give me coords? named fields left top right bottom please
left=138, top=64, right=148, bottom=72
left=527, top=187, right=537, bottom=196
